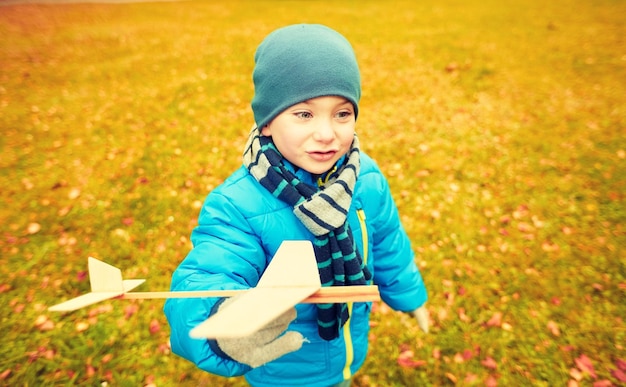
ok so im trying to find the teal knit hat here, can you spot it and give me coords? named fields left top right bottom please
left=251, top=24, right=361, bottom=129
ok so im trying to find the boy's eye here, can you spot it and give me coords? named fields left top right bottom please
left=335, top=110, right=353, bottom=120
left=294, top=111, right=313, bottom=120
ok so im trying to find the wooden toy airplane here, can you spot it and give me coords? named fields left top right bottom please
left=49, top=241, right=380, bottom=339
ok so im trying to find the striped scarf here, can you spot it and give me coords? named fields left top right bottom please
left=243, top=127, right=372, bottom=340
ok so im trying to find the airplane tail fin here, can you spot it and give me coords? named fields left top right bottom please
left=88, top=257, right=124, bottom=292
left=257, top=240, right=321, bottom=288
left=49, top=258, right=145, bottom=312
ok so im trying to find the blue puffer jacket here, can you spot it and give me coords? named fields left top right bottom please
left=164, top=152, right=428, bottom=387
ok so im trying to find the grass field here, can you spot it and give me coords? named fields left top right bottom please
left=1, top=0, right=624, bottom=385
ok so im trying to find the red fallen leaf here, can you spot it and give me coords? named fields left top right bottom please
left=122, top=217, right=134, bottom=226
left=592, top=381, right=612, bottom=387
left=397, top=349, right=427, bottom=368
left=34, top=315, right=55, bottom=331
left=398, top=357, right=427, bottom=368
left=464, top=373, right=478, bottom=383
left=157, top=342, right=171, bottom=355
left=551, top=296, right=562, bottom=306
left=462, top=349, right=473, bottom=361
left=486, top=312, right=502, bottom=327
left=124, top=304, right=139, bottom=319
left=485, top=375, right=498, bottom=387
left=575, top=354, right=597, bottom=379
left=481, top=356, right=498, bottom=369
left=611, top=368, right=626, bottom=382
left=77, top=271, right=88, bottom=282
left=149, top=319, right=161, bottom=335
left=616, top=358, right=626, bottom=371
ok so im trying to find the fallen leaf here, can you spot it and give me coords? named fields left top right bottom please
left=570, top=368, right=583, bottom=381
left=27, top=222, right=41, bottom=235
left=464, top=373, right=478, bottom=383
left=485, top=375, right=498, bottom=387
left=68, top=187, right=81, bottom=200
left=124, top=304, right=139, bottom=319
left=75, top=321, right=89, bottom=332
left=397, top=348, right=426, bottom=368
left=481, top=356, right=498, bottom=369
left=34, top=315, right=55, bottom=331
left=445, top=372, right=457, bottom=383
left=591, top=381, right=612, bottom=387
left=486, top=312, right=502, bottom=327
left=611, top=368, right=626, bottom=382
left=575, top=354, right=597, bottom=379
left=547, top=320, right=561, bottom=336
left=458, top=308, right=471, bottom=322
left=0, top=369, right=11, bottom=380
left=149, top=319, right=161, bottom=335
left=616, top=358, right=626, bottom=371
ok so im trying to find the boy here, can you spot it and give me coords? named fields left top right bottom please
left=164, top=24, right=429, bottom=387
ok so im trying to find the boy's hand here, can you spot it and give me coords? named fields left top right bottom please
left=412, top=305, right=430, bottom=333
left=215, top=299, right=304, bottom=368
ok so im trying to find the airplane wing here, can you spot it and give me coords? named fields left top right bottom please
left=190, top=240, right=321, bottom=339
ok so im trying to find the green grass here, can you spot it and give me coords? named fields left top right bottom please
left=1, top=0, right=624, bottom=385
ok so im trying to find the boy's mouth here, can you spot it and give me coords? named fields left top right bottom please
left=308, top=150, right=337, bottom=161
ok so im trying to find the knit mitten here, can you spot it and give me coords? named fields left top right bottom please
left=215, top=298, right=304, bottom=368
left=412, top=304, right=430, bottom=333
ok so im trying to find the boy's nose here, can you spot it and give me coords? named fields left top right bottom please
left=312, top=119, right=334, bottom=142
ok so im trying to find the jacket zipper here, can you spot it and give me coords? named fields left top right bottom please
left=342, top=208, right=368, bottom=380
left=317, top=166, right=338, bottom=187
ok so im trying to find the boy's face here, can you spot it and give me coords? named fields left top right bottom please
left=261, top=96, right=356, bottom=175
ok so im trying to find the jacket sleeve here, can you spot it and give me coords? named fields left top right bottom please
left=164, top=189, right=265, bottom=377
left=369, top=173, right=428, bottom=312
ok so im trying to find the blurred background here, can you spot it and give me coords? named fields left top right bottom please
left=1, top=0, right=624, bottom=385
